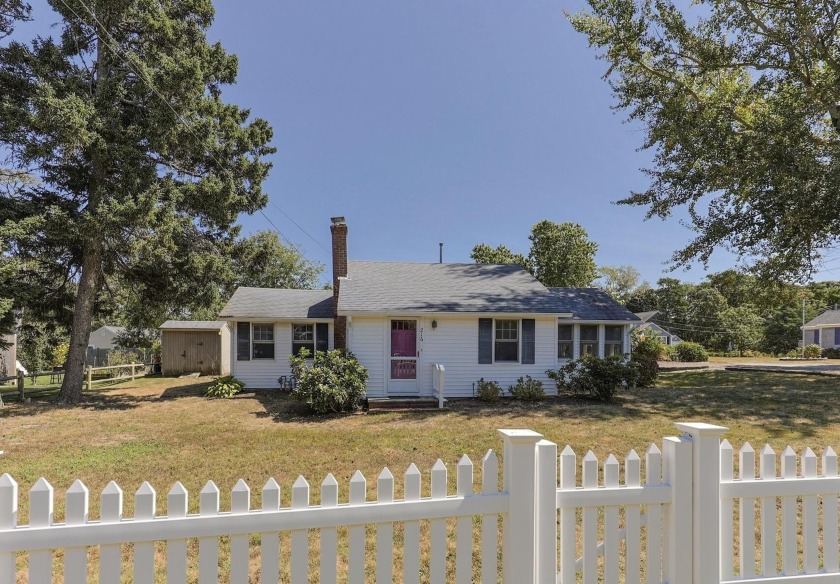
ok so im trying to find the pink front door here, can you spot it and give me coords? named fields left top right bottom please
left=390, top=320, right=418, bottom=394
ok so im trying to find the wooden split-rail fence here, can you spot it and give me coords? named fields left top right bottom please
left=2, top=423, right=840, bottom=583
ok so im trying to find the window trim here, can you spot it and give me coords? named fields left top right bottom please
left=558, top=324, right=573, bottom=360
left=292, top=322, right=329, bottom=357
left=251, top=323, right=275, bottom=360
left=579, top=324, right=599, bottom=357
left=604, top=325, right=624, bottom=357
left=292, top=323, right=315, bottom=357
left=493, top=318, right=520, bottom=363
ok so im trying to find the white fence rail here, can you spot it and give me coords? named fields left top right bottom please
left=3, top=423, right=840, bottom=583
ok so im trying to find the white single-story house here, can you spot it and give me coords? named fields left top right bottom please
left=88, top=325, right=127, bottom=350
left=633, top=311, right=683, bottom=345
left=219, top=217, right=640, bottom=398
left=802, top=310, right=840, bottom=349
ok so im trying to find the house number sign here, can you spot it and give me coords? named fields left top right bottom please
left=419, top=327, right=424, bottom=342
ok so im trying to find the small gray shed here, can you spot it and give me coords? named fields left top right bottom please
left=159, top=321, right=231, bottom=376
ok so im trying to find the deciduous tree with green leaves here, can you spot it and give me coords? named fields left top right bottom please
left=718, top=305, right=765, bottom=356
left=570, top=0, right=840, bottom=282
left=529, top=221, right=598, bottom=287
left=597, top=264, right=647, bottom=303
left=231, top=231, right=323, bottom=291
left=0, top=0, right=274, bottom=403
left=471, top=221, right=599, bottom=287
left=469, top=243, right=531, bottom=272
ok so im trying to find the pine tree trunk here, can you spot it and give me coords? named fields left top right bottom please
left=58, top=243, right=102, bottom=404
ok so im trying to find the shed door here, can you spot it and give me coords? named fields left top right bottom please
left=166, top=332, right=221, bottom=375
left=389, top=320, right=418, bottom=396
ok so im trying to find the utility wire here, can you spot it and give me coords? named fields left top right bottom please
left=57, top=0, right=315, bottom=260
left=269, top=201, right=331, bottom=254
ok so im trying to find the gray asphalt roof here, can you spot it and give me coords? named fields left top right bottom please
left=219, top=288, right=334, bottom=319
left=159, top=320, right=228, bottom=331
left=804, top=309, right=840, bottom=327
left=635, top=311, right=660, bottom=323
left=550, top=288, right=641, bottom=322
left=338, top=261, right=570, bottom=313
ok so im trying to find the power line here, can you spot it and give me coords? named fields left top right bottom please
left=56, top=0, right=316, bottom=261
left=269, top=201, right=330, bottom=253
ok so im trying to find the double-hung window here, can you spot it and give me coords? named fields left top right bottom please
left=252, top=324, right=275, bottom=359
left=494, top=319, right=519, bottom=362
left=604, top=325, right=624, bottom=357
left=558, top=325, right=573, bottom=359
left=479, top=318, right=534, bottom=364
left=579, top=325, right=598, bottom=356
left=237, top=322, right=275, bottom=360
left=292, top=323, right=329, bottom=357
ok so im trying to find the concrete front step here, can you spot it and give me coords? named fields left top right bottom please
left=367, top=397, right=445, bottom=412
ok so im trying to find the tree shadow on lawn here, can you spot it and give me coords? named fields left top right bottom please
left=0, top=380, right=213, bottom=418
left=249, top=390, right=369, bottom=424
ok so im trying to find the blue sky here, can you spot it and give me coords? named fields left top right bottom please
left=21, top=1, right=828, bottom=287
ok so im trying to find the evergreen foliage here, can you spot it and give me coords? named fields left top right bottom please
left=0, top=0, right=275, bottom=402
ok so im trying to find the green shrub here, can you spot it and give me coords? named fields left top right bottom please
left=205, top=375, right=245, bottom=398
left=106, top=348, right=139, bottom=377
left=663, top=345, right=679, bottom=361
left=507, top=375, right=545, bottom=401
left=674, top=342, right=709, bottom=362
left=548, top=355, right=637, bottom=402
left=289, top=349, right=369, bottom=414
left=631, top=334, right=661, bottom=387
left=803, top=344, right=823, bottom=358
left=822, top=347, right=840, bottom=359
left=475, top=378, right=502, bottom=402
left=51, top=342, right=69, bottom=368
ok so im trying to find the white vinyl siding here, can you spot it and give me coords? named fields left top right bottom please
left=420, top=316, right=557, bottom=397
left=348, top=317, right=386, bottom=397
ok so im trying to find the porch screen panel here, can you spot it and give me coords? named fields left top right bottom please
left=521, top=319, right=535, bottom=364
left=390, top=321, right=416, bottom=357
left=478, top=319, right=493, bottom=364
left=316, top=323, right=329, bottom=353
left=236, top=322, right=250, bottom=361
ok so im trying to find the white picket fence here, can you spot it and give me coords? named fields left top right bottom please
left=2, top=423, right=840, bottom=583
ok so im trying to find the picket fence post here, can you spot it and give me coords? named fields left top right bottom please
left=675, top=422, right=728, bottom=584
left=536, top=439, right=557, bottom=584
left=498, top=429, right=543, bottom=584
left=663, top=435, right=693, bottom=584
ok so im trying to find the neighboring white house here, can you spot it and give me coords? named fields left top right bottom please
left=802, top=310, right=840, bottom=349
left=633, top=311, right=683, bottom=345
left=220, top=217, right=640, bottom=398
left=87, top=325, right=127, bottom=350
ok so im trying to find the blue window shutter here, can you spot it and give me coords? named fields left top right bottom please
left=316, top=323, right=329, bottom=353
left=236, top=322, right=251, bottom=361
left=522, top=319, right=535, bottom=364
left=815, top=330, right=820, bottom=344
left=835, top=328, right=840, bottom=345
left=478, top=319, right=493, bottom=364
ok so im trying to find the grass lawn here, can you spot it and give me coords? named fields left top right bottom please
left=2, top=369, right=838, bottom=581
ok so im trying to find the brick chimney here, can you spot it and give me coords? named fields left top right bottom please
left=330, top=216, right=348, bottom=349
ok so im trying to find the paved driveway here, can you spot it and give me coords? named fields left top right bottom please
left=660, top=360, right=840, bottom=376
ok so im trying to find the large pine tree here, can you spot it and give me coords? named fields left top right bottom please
left=0, top=0, right=275, bottom=403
